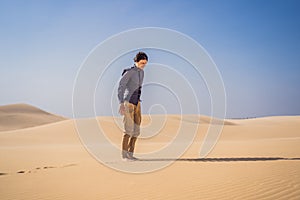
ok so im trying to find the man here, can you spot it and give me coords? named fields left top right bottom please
left=118, top=52, right=148, bottom=160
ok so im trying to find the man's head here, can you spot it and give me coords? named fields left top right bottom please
left=134, top=52, right=148, bottom=69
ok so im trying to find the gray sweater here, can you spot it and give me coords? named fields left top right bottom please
left=118, top=65, right=144, bottom=105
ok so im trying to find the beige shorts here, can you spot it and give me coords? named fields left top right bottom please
left=123, top=101, right=141, bottom=137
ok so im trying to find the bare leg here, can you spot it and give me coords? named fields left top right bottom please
left=122, top=134, right=130, bottom=159
left=128, top=136, right=137, bottom=153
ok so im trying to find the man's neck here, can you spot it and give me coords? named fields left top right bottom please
left=135, top=63, right=143, bottom=70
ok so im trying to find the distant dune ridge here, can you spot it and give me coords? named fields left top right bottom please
left=0, top=103, right=67, bottom=131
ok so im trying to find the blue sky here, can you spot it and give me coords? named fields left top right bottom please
left=0, top=0, right=299, bottom=118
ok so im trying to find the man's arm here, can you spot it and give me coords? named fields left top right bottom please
left=118, top=70, right=132, bottom=103
left=118, top=70, right=132, bottom=115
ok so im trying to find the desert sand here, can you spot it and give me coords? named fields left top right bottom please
left=0, top=104, right=66, bottom=131
left=0, top=104, right=300, bottom=199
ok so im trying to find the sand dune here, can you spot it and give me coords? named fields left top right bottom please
left=0, top=103, right=67, bottom=131
left=0, top=110, right=300, bottom=199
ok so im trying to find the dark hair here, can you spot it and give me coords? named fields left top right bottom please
left=134, top=52, right=148, bottom=62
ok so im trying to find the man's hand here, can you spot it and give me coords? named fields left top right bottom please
left=119, top=103, right=125, bottom=115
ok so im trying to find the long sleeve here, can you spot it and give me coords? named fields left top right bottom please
left=118, top=70, right=132, bottom=103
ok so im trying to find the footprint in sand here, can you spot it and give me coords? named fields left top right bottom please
left=18, top=163, right=77, bottom=174
left=1, top=163, right=77, bottom=176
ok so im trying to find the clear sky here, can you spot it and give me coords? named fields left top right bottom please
left=1, top=0, right=300, bottom=118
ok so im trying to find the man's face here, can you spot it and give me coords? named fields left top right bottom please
left=136, top=59, right=148, bottom=69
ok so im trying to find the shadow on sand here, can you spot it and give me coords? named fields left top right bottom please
left=137, top=157, right=300, bottom=162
